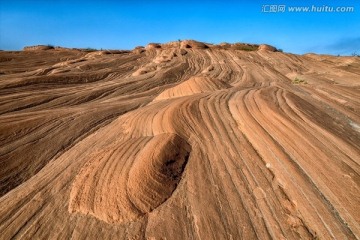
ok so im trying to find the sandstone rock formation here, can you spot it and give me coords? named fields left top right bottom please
left=146, top=43, right=162, bottom=49
left=0, top=41, right=359, bottom=239
left=180, top=40, right=209, bottom=49
left=258, top=44, right=277, bottom=52
left=69, top=133, right=190, bottom=224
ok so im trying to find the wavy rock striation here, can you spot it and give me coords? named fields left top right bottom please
left=127, top=134, right=191, bottom=214
left=68, top=133, right=190, bottom=224
left=154, top=75, right=230, bottom=101
left=0, top=40, right=359, bottom=239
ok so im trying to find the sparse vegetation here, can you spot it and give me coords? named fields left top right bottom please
left=231, top=44, right=258, bottom=51
left=82, top=47, right=98, bottom=52
left=292, top=77, right=307, bottom=84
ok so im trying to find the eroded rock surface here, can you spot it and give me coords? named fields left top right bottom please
left=0, top=41, right=359, bottom=239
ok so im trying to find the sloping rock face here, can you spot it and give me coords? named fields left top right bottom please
left=69, top=133, right=191, bottom=224
left=0, top=41, right=359, bottom=240
left=153, top=75, right=230, bottom=101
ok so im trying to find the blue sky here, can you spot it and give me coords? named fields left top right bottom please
left=0, top=0, right=359, bottom=55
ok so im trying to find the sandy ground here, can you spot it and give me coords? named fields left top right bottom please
left=0, top=41, right=359, bottom=239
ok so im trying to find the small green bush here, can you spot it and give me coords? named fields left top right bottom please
left=292, top=77, right=307, bottom=84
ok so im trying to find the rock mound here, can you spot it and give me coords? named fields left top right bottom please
left=133, top=46, right=145, bottom=54
left=180, top=40, right=209, bottom=49
left=258, top=44, right=277, bottom=52
left=146, top=43, right=162, bottom=49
